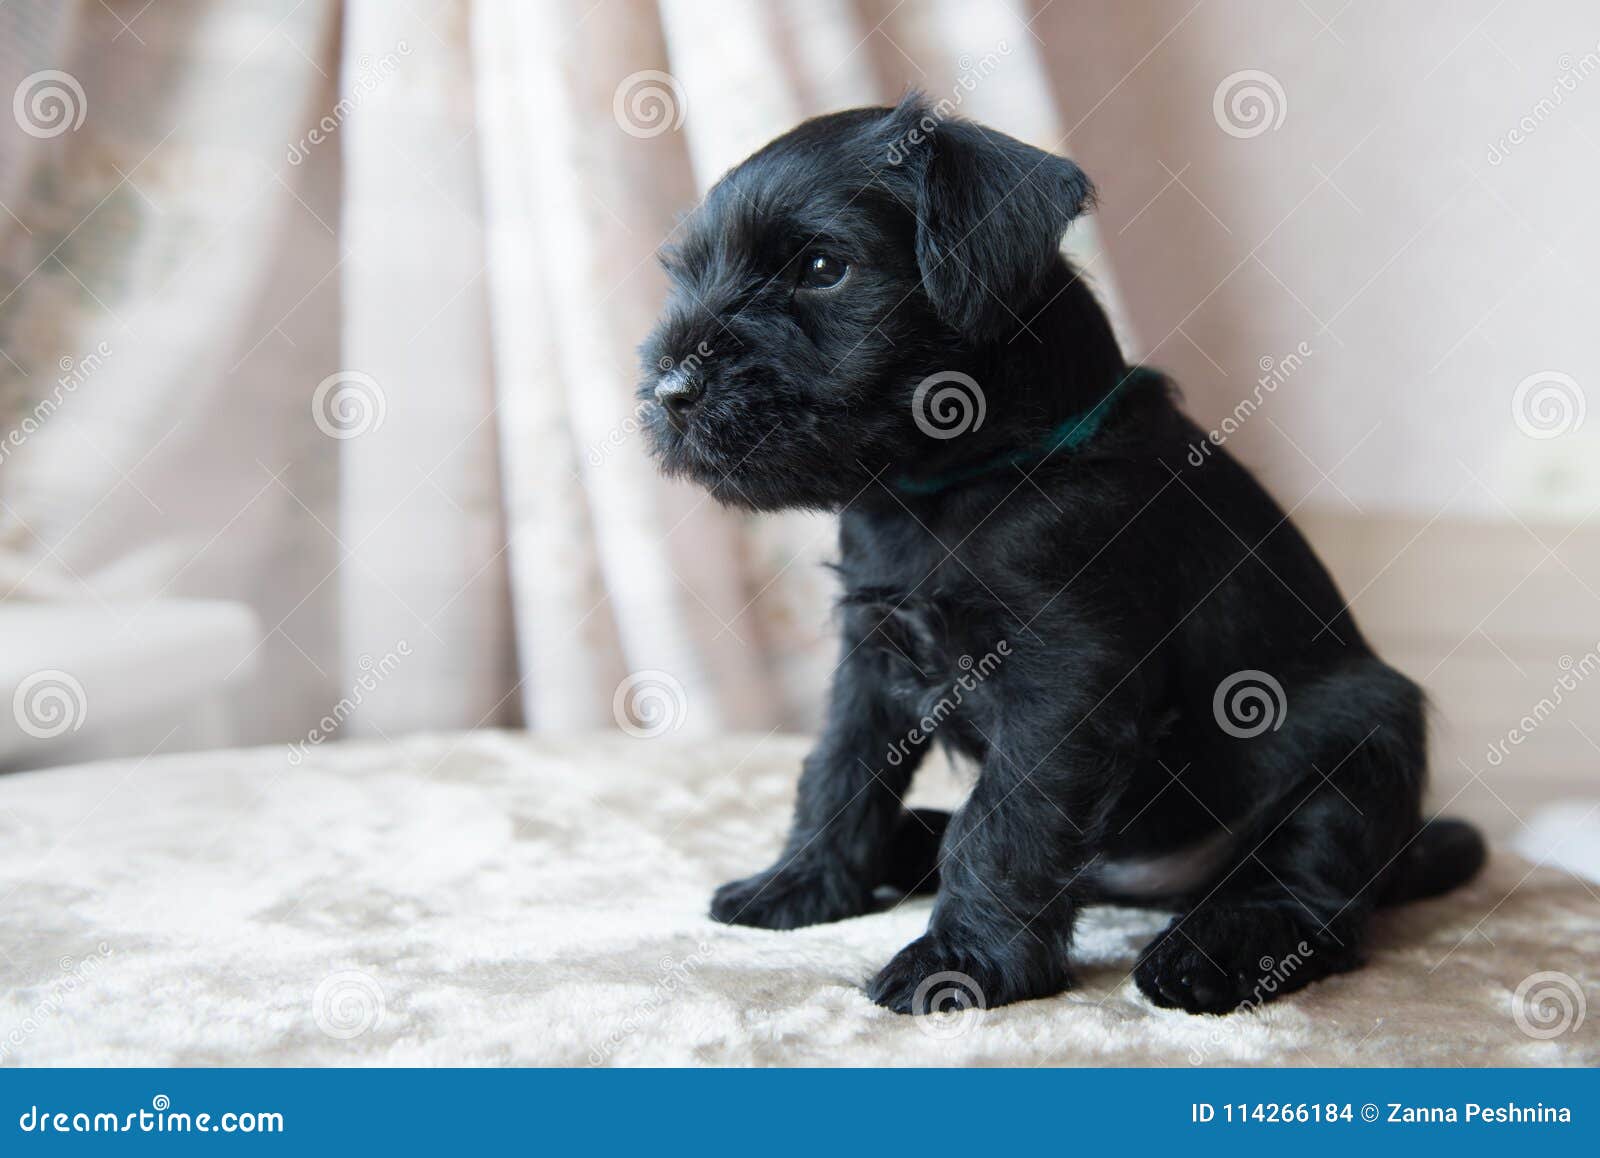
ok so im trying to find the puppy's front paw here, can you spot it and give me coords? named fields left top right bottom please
left=868, top=933, right=1070, bottom=1014
left=709, top=862, right=871, bottom=930
left=1135, top=905, right=1356, bottom=1015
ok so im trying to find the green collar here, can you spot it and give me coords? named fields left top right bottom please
left=892, top=366, right=1148, bottom=497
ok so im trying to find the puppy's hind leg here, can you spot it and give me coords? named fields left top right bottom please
left=1136, top=661, right=1437, bottom=1014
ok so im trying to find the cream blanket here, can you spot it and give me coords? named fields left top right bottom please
left=1, top=732, right=1594, bottom=1066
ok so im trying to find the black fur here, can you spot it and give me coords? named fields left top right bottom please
left=639, top=95, right=1485, bottom=1016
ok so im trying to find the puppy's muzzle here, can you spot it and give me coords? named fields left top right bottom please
left=655, top=368, right=703, bottom=425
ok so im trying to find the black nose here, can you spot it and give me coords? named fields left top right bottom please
left=655, top=369, right=703, bottom=418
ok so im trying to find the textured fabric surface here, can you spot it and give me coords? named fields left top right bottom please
left=1, top=732, right=1595, bottom=1066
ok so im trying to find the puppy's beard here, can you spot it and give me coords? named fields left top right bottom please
left=645, top=415, right=750, bottom=495
left=657, top=444, right=781, bottom=510
left=648, top=430, right=857, bottom=513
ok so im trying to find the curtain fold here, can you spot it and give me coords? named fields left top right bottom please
left=1, top=0, right=1134, bottom=752
left=340, top=0, right=518, bottom=734
left=0, top=0, right=345, bottom=744
left=474, top=0, right=791, bottom=734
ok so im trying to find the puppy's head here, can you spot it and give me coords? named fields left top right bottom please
left=638, top=95, right=1096, bottom=511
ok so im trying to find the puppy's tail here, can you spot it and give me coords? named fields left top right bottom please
left=879, top=808, right=951, bottom=895
left=1378, top=817, right=1487, bottom=906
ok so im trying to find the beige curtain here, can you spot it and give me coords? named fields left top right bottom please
left=467, top=0, right=1133, bottom=734
left=338, top=1, right=517, bottom=735
left=0, top=0, right=345, bottom=746
left=0, top=0, right=1130, bottom=755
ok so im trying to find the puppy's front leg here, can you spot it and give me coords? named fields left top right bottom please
left=710, top=647, right=929, bottom=930
left=869, top=724, right=1122, bottom=1013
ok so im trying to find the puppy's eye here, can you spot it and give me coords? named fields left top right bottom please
left=797, top=251, right=849, bottom=290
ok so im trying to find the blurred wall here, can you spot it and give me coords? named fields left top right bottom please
left=1022, top=0, right=1600, bottom=521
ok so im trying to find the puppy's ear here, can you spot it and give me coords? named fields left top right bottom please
left=883, top=98, right=1095, bottom=337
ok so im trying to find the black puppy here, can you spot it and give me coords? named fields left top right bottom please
left=639, top=95, right=1485, bottom=1015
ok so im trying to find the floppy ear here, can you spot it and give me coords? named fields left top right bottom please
left=893, top=105, right=1095, bottom=338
